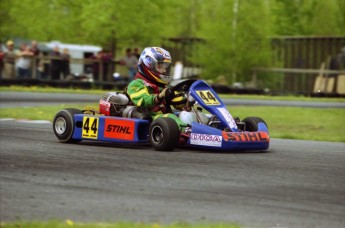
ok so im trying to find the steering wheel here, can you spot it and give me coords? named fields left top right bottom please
left=165, top=79, right=197, bottom=106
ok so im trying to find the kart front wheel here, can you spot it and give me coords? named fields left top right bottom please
left=53, top=108, right=82, bottom=143
left=242, top=117, right=268, bottom=132
left=149, top=117, right=180, bottom=151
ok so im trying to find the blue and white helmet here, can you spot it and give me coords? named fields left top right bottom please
left=138, top=47, right=172, bottom=85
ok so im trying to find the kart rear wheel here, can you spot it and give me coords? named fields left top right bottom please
left=53, top=108, right=82, bottom=143
left=149, top=117, right=180, bottom=151
left=242, top=117, right=268, bottom=132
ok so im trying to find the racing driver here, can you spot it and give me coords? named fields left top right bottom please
left=126, top=47, right=187, bottom=130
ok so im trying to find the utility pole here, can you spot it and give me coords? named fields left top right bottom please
left=232, top=0, right=239, bottom=83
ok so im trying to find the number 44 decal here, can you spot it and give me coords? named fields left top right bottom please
left=82, top=116, right=99, bottom=139
left=196, top=90, right=220, bottom=105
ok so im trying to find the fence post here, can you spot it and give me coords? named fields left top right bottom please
left=31, top=56, right=37, bottom=79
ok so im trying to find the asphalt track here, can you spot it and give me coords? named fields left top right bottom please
left=1, top=119, right=345, bottom=227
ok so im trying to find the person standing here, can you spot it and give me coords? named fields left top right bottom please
left=61, top=48, right=71, bottom=79
left=50, top=46, right=61, bottom=80
left=30, top=40, right=40, bottom=56
left=89, top=51, right=102, bottom=81
left=30, top=40, right=41, bottom=79
left=120, top=48, right=138, bottom=81
left=3, top=40, right=17, bottom=79
left=133, top=47, right=141, bottom=59
left=16, top=45, right=34, bottom=78
left=101, top=50, right=113, bottom=81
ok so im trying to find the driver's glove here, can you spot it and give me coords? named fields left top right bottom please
left=155, top=87, right=170, bottom=104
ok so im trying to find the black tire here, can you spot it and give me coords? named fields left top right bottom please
left=242, top=117, right=268, bottom=132
left=149, top=117, right=180, bottom=151
left=53, top=108, right=82, bottom=143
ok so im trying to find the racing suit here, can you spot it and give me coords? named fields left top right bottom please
left=126, top=72, right=187, bottom=130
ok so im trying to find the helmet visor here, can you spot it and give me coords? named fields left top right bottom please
left=155, top=61, right=171, bottom=76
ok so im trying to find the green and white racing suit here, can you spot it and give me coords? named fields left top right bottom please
left=126, top=74, right=188, bottom=131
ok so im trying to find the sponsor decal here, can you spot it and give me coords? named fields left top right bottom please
left=100, top=99, right=110, bottom=107
left=190, top=133, right=222, bottom=147
left=104, top=119, right=135, bottom=140
left=82, top=117, right=99, bottom=139
left=222, top=131, right=269, bottom=142
left=99, top=100, right=111, bottom=114
left=217, top=107, right=238, bottom=129
left=196, top=90, right=220, bottom=105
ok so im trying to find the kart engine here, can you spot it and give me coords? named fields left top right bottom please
left=99, top=92, right=129, bottom=116
left=99, top=92, right=151, bottom=120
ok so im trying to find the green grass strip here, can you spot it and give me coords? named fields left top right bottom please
left=0, top=86, right=106, bottom=95
left=230, top=106, right=345, bottom=142
left=0, top=104, right=96, bottom=121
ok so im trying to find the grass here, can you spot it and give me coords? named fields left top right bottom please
left=229, top=106, right=345, bottom=142
left=0, top=104, right=97, bottom=121
left=222, top=94, right=345, bottom=102
left=0, top=103, right=344, bottom=142
left=0, top=85, right=106, bottom=95
left=0, top=221, right=240, bottom=228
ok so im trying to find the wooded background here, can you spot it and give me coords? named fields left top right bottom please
left=1, top=0, right=345, bottom=87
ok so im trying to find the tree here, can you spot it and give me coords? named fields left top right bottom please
left=272, top=0, right=345, bottom=36
left=1, top=0, right=343, bottom=83
left=0, top=0, right=183, bottom=56
left=0, top=0, right=86, bottom=41
left=77, top=0, right=192, bottom=56
left=195, top=0, right=273, bottom=84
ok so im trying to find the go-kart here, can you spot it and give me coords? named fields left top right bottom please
left=53, top=79, right=269, bottom=151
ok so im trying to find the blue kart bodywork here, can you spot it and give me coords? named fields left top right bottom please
left=53, top=80, right=270, bottom=151
left=72, top=115, right=150, bottom=143
left=187, top=122, right=269, bottom=151
left=186, top=80, right=269, bottom=151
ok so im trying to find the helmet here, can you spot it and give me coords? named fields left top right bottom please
left=138, top=47, right=172, bottom=85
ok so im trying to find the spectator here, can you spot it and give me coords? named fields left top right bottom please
left=101, top=49, right=113, bottom=81
left=3, top=40, right=17, bottom=79
left=120, top=48, right=138, bottom=81
left=61, top=48, right=71, bottom=79
left=89, top=51, right=102, bottom=81
left=337, top=46, right=345, bottom=70
left=42, top=52, right=51, bottom=79
left=30, top=40, right=40, bottom=56
left=329, top=46, right=345, bottom=77
left=133, top=47, right=140, bottom=59
left=50, top=46, right=61, bottom=80
left=30, top=40, right=41, bottom=79
left=16, top=44, right=34, bottom=78
left=37, top=51, right=46, bottom=79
